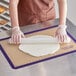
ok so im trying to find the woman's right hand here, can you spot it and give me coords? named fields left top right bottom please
left=10, top=26, right=25, bottom=44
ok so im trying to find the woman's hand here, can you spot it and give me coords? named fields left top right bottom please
left=55, top=25, right=71, bottom=43
left=9, top=26, right=25, bottom=44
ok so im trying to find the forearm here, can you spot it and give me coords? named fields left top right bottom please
left=9, top=0, right=19, bottom=28
left=57, top=0, right=67, bottom=25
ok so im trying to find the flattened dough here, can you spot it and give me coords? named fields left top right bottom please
left=19, top=35, right=60, bottom=57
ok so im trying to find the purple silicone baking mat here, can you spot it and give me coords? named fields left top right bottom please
left=0, top=19, right=76, bottom=69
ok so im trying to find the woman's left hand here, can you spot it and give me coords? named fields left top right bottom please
left=55, top=25, right=70, bottom=43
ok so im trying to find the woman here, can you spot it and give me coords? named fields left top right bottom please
left=9, top=0, right=68, bottom=44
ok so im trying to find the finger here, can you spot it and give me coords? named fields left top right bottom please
left=59, top=35, right=62, bottom=42
left=62, top=35, right=65, bottom=42
left=60, top=35, right=64, bottom=42
left=13, top=35, right=17, bottom=44
left=18, top=34, right=21, bottom=43
left=63, top=35, right=65, bottom=42
left=17, top=35, right=19, bottom=44
left=11, top=35, right=13, bottom=43
left=21, top=33, right=25, bottom=38
left=59, top=35, right=63, bottom=43
left=57, top=35, right=61, bottom=42
left=16, top=35, right=19, bottom=44
left=18, top=35, right=21, bottom=44
left=64, top=35, right=67, bottom=42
